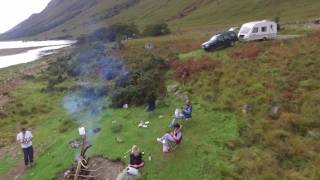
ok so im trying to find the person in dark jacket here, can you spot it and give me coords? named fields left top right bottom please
left=182, top=100, right=192, bottom=119
left=146, top=94, right=156, bottom=112
left=129, top=145, right=144, bottom=169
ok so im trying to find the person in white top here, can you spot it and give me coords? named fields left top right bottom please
left=16, top=128, right=34, bottom=167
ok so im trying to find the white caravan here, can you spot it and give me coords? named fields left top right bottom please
left=238, top=20, right=277, bottom=41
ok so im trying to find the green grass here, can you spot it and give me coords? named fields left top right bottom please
left=0, top=77, right=78, bottom=179
left=90, top=95, right=239, bottom=179
left=20, top=90, right=238, bottom=180
left=0, top=71, right=239, bottom=179
left=0, top=155, right=19, bottom=177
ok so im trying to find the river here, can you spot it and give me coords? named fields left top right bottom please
left=0, top=40, right=75, bottom=69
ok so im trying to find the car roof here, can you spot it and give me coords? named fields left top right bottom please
left=215, top=31, right=236, bottom=35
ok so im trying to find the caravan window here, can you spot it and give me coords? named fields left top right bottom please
left=252, top=27, right=258, bottom=33
left=239, top=27, right=251, bottom=34
left=261, top=26, right=267, bottom=32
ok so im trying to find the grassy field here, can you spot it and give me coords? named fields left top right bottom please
left=0, top=76, right=239, bottom=179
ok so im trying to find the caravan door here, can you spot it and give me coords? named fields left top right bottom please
left=250, top=26, right=260, bottom=40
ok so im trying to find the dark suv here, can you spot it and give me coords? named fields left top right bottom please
left=202, top=31, right=238, bottom=51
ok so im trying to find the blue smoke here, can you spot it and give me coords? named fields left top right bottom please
left=62, top=42, right=128, bottom=140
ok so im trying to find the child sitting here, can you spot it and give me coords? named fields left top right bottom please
left=157, top=123, right=183, bottom=152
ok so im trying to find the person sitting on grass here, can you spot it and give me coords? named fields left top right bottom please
left=157, top=123, right=183, bottom=152
left=182, top=100, right=192, bottom=120
left=170, top=100, right=192, bottom=127
left=127, top=145, right=144, bottom=176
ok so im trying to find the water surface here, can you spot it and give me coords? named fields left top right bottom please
left=0, top=40, right=75, bottom=69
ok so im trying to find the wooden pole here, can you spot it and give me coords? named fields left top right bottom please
left=74, top=135, right=86, bottom=180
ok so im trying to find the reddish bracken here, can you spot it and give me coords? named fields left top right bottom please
left=229, top=43, right=262, bottom=60
left=171, top=59, right=221, bottom=82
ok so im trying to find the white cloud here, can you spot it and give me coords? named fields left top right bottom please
left=0, top=0, right=51, bottom=34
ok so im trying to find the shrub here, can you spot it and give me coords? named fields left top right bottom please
left=142, top=22, right=170, bottom=37
left=111, top=122, right=123, bottom=133
left=110, top=54, right=168, bottom=107
left=108, top=23, right=139, bottom=39
left=58, top=119, right=76, bottom=133
left=77, top=23, right=139, bottom=44
left=46, top=55, right=72, bottom=90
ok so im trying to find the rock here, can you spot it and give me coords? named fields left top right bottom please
left=115, top=137, right=124, bottom=143
left=175, top=91, right=189, bottom=102
left=269, top=105, right=281, bottom=119
left=116, top=169, right=137, bottom=180
left=145, top=42, right=155, bottom=50
left=93, top=128, right=101, bottom=134
left=240, top=104, right=252, bottom=114
left=69, top=139, right=81, bottom=149
left=167, top=83, right=179, bottom=93
left=123, top=104, right=128, bottom=109
left=225, top=141, right=237, bottom=150
left=308, top=130, right=320, bottom=139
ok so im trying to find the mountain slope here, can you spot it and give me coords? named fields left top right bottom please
left=1, top=0, right=97, bottom=39
left=1, top=0, right=320, bottom=40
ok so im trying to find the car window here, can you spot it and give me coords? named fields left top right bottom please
left=252, top=27, right=259, bottom=33
left=217, top=35, right=223, bottom=41
left=209, top=35, right=218, bottom=41
left=223, top=34, right=230, bottom=40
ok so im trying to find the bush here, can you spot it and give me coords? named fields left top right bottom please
left=77, top=23, right=139, bottom=44
left=111, top=122, right=123, bottom=133
left=109, top=23, right=139, bottom=39
left=46, top=55, right=71, bottom=90
left=142, top=22, right=170, bottom=37
left=110, top=54, right=168, bottom=107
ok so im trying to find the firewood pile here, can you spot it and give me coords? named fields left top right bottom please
left=64, top=136, right=101, bottom=180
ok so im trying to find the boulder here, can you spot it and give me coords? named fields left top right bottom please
left=167, top=83, right=179, bottom=93
left=269, top=105, right=281, bottom=119
left=145, top=42, right=155, bottom=50
left=116, top=169, right=137, bottom=180
left=240, top=104, right=252, bottom=114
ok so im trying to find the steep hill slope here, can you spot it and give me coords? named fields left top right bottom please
left=1, top=0, right=97, bottom=39
left=1, top=0, right=320, bottom=39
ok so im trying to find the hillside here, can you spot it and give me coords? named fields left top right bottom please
left=1, top=0, right=320, bottom=40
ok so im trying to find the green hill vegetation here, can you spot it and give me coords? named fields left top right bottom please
left=1, top=0, right=320, bottom=39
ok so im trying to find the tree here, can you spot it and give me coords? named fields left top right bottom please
left=142, top=22, right=171, bottom=37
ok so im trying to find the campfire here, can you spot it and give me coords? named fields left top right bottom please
left=64, top=127, right=101, bottom=180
